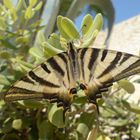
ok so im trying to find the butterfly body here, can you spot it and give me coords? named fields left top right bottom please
left=4, top=42, right=140, bottom=116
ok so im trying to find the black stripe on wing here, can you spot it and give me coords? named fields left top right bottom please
left=48, top=57, right=65, bottom=76
left=79, top=48, right=87, bottom=80
left=58, top=53, right=70, bottom=83
left=8, top=86, right=43, bottom=94
left=114, top=60, right=140, bottom=81
left=6, top=86, right=58, bottom=101
left=21, top=76, right=34, bottom=84
left=114, top=67, right=140, bottom=82
left=41, top=63, right=51, bottom=73
left=29, top=71, right=60, bottom=88
left=98, top=52, right=122, bottom=78
left=68, top=42, right=76, bottom=68
left=88, top=49, right=100, bottom=70
left=121, top=59, right=140, bottom=73
left=101, top=50, right=108, bottom=61
left=119, top=53, right=131, bottom=65
left=110, top=53, right=140, bottom=81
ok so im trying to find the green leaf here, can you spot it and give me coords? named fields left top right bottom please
left=78, top=112, right=95, bottom=129
left=83, top=13, right=103, bottom=37
left=0, top=74, right=10, bottom=85
left=0, top=39, right=17, bottom=50
left=73, top=96, right=87, bottom=105
left=29, top=47, right=45, bottom=61
left=38, top=120, right=48, bottom=140
left=25, top=6, right=34, bottom=19
left=11, top=57, right=34, bottom=72
left=101, top=108, right=116, bottom=118
left=118, top=80, right=135, bottom=94
left=77, top=123, right=89, bottom=138
left=84, top=14, right=103, bottom=39
left=110, top=118, right=128, bottom=127
left=81, top=14, right=93, bottom=35
left=38, top=120, right=54, bottom=140
left=92, top=13, right=103, bottom=31
left=57, top=16, right=71, bottom=40
left=47, top=33, right=64, bottom=50
left=97, top=98, right=104, bottom=106
left=12, top=119, right=22, bottom=130
left=16, top=37, right=29, bottom=44
left=80, top=14, right=103, bottom=48
left=0, top=51, right=11, bottom=59
left=0, top=17, right=6, bottom=30
left=29, top=0, right=37, bottom=7
left=42, top=42, right=63, bottom=57
left=3, top=0, right=13, bottom=9
left=61, top=17, right=80, bottom=39
left=37, top=30, right=46, bottom=42
left=0, top=63, right=7, bottom=72
left=16, top=0, right=23, bottom=11
left=132, top=129, right=140, bottom=138
left=122, top=100, right=140, bottom=114
left=48, top=104, right=65, bottom=128
left=10, top=7, right=17, bottom=21
left=2, top=118, right=13, bottom=133
left=82, top=29, right=98, bottom=48
left=22, top=100, right=44, bottom=109
left=0, top=100, right=5, bottom=109
left=30, top=20, right=42, bottom=28
left=34, top=1, right=43, bottom=11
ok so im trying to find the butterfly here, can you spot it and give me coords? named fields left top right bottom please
left=4, top=42, right=140, bottom=117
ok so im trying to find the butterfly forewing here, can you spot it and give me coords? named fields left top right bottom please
left=77, top=47, right=140, bottom=103
left=5, top=51, right=77, bottom=110
left=96, top=50, right=140, bottom=83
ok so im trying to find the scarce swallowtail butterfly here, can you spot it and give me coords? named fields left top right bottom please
left=4, top=42, right=140, bottom=117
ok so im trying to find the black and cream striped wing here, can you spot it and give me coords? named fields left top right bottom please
left=96, top=49, right=140, bottom=83
left=78, top=48, right=140, bottom=100
left=4, top=52, right=76, bottom=109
